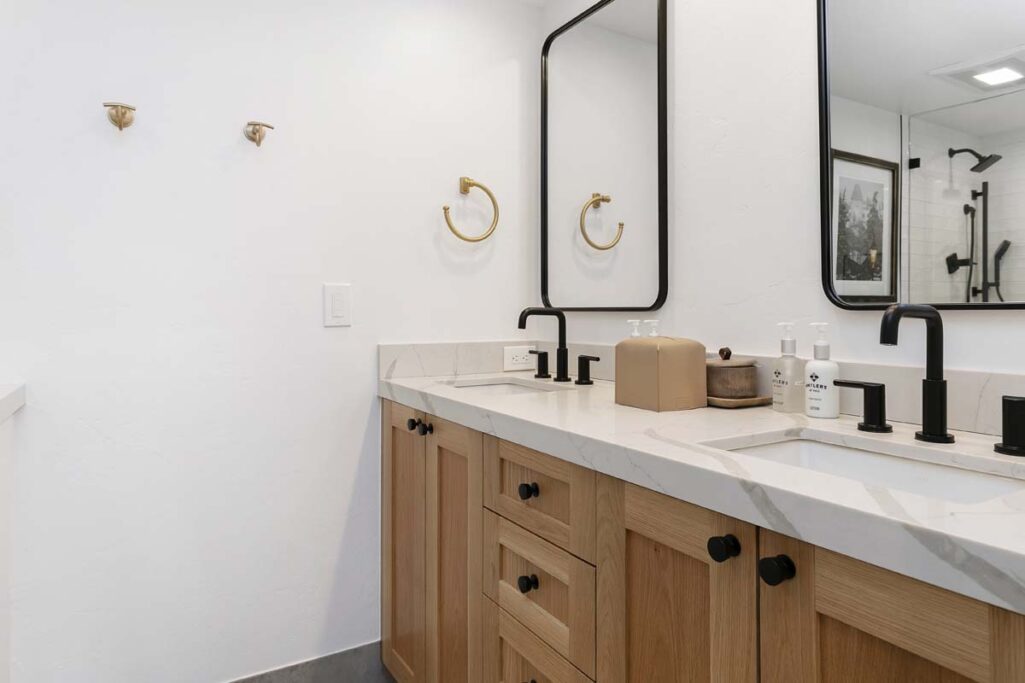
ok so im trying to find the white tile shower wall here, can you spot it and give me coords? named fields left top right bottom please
left=908, top=119, right=984, bottom=304
left=980, top=127, right=1025, bottom=302
left=0, top=1, right=541, bottom=681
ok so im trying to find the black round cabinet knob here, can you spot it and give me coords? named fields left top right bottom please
left=707, top=534, right=742, bottom=563
left=406, top=418, right=420, bottom=431
left=417, top=422, right=434, bottom=436
left=758, top=555, right=797, bottom=586
left=517, top=482, right=540, bottom=500
left=517, top=574, right=539, bottom=594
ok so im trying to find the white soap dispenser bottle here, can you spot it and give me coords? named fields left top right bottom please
left=772, top=323, right=805, bottom=413
left=805, top=323, right=839, bottom=418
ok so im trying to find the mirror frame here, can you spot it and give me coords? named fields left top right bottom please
left=540, top=0, right=669, bottom=312
left=817, top=0, right=1025, bottom=310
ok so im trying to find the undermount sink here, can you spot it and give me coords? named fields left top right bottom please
left=717, top=436, right=1021, bottom=505
left=451, top=377, right=574, bottom=396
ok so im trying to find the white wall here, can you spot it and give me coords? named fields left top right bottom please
left=563, top=0, right=1025, bottom=376
left=0, top=419, right=10, bottom=683
left=0, top=0, right=540, bottom=680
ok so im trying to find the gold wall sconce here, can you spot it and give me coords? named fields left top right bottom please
left=443, top=176, right=500, bottom=243
left=244, top=121, right=275, bottom=147
left=103, top=102, right=136, bottom=131
left=580, top=193, right=624, bottom=251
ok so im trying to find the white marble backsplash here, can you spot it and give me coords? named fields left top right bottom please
left=379, top=341, right=532, bottom=380
left=379, top=341, right=1024, bottom=436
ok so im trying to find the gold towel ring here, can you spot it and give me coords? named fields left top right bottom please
left=580, top=193, right=624, bottom=251
left=443, top=177, right=499, bottom=243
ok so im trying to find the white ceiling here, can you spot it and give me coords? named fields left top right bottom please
left=828, top=0, right=1025, bottom=135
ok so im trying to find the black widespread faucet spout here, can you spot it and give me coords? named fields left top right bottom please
left=879, top=304, right=953, bottom=443
left=518, top=307, right=571, bottom=382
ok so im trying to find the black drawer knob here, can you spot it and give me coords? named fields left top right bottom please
left=517, top=482, right=540, bottom=500
left=707, top=534, right=742, bottom=563
left=758, top=555, right=797, bottom=586
left=406, top=418, right=421, bottom=431
left=517, top=574, right=539, bottom=594
left=417, top=422, right=434, bottom=436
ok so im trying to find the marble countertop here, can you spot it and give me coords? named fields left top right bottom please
left=380, top=372, right=1025, bottom=614
left=0, top=383, right=25, bottom=424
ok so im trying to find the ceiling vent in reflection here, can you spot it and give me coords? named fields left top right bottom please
left=931, top=46, right=1025, bottom=93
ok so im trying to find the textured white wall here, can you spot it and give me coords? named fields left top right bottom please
left=567, top=0, right=1025, bottom=376
left=0, top=0, right=540, bottom=680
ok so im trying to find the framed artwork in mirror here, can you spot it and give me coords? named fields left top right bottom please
left=830, top=150, right=899, bottom=304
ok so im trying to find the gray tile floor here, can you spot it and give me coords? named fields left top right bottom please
left=233, top=642, right=394, bottom=683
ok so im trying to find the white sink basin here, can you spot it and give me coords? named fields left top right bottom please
left=725, top=437, right=1020, bottom=504
left=451, top=377, right=575, bottom=396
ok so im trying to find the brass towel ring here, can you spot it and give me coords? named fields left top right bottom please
left=580, top=193, right=624, bottom=251
left=443, top=177, right=499, bottom=243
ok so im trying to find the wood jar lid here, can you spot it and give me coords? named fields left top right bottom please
left=706, top=347, right=756, bottom=369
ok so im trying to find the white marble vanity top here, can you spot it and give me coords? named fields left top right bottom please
left=0, top=384, right=25, bottom=424
left=380, top=371, right=1025, bottom=614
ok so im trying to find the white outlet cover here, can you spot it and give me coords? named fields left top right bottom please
left=504, top=345, right=536, bottom=372
left=323, top=283, right=352, bottom=327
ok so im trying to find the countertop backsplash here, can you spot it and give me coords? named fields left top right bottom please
left=380, top=341, right=1025, bottom=437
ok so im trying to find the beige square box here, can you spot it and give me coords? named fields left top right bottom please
left=615, top=337, right=707, bottom=412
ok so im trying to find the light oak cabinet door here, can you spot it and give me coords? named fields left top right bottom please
left=425, top=416, right=483, bottom=683
left=759, top=529, right=1025, bottom=683
left=483, top=510, right=596, bottom=678
left=484, top=436, right=596, bottom=563
left=382, top=400, right=427, bottom=682
left=483, top=598, right=591, bottom=683
left=595, top=475, right=758, bottom=683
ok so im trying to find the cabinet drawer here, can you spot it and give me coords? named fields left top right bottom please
left=483, top=437, right=596, bottom=562
left=484, top=510, right=596, bottom=679
left=483, top=598, right=591, bottom=683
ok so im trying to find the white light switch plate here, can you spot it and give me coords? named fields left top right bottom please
left=323, top=283, right=352, bottom=327
left=504, top=345, right=536, bottom=371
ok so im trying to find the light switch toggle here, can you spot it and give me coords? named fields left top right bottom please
left=323, top=283, right=352, bottom=327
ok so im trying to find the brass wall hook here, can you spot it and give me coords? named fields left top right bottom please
left=580, top=192, right=624, bottom=251
left=103, top=102, right=136, bottom=131
left=443, top=177, right=500, bottom=243
left=244, top=121, right=275, bottom=147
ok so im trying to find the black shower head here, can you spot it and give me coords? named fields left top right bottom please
left=964, top=203, right=976, bottom=215
left=949, top=147, right=1003, bottom=172
left=996, top=240, right=1012, bottom=261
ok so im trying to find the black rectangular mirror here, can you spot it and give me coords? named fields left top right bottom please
left=541, top=0, right=668, bottom=312
left=820, top=0, right=1025, bottom=310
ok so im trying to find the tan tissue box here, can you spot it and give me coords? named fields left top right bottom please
left=615, top=337, right=708, bottom=412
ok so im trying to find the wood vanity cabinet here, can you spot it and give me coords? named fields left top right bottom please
left=595, top=475, right=759, bottom=682
left=759, top=529, right=1025, bottom=683
left=381, top=401, right=482, bottom=683
left=382, top=399, right=1025, bottom=683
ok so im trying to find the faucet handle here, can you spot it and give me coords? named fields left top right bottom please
left=834, top=380, right=892, bottom=433
left=529, top=349, right=551, bottom=380
left=575, top=355, right=600, bottom=386
left=996, top=396, right=1025, bottom=456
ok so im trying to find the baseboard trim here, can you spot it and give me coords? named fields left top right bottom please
left=231, top=641, right=393, bottom=683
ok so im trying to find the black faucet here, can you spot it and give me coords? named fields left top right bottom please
left=879, top=304, right=954, bottom=443
left=518, top=307, right=571, bottom=382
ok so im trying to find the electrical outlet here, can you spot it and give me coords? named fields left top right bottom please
left=504, top=345, right=536, bottom=372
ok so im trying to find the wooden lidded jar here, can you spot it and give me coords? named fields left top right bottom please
left=706, top=348, right=758, bottom=399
